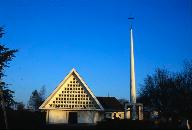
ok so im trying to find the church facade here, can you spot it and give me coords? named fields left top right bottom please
left=39, top=68, right=126, bottom=124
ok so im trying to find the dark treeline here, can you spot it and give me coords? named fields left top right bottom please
left=0, top=27, right=18, bottom=108
left=138, top=60, right=192, bottom=121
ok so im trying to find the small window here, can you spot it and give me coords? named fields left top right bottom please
left=56, top=98, right=58, bottom=100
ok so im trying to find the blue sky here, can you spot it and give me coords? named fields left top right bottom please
left=0, top=0, right=192, bottom=105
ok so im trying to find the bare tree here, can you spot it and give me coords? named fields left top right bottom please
left=28, top=86, right=46, bottom=111
left=139, top=61, right=192, bottom=120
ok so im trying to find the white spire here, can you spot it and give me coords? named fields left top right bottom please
left=130, top=28, right=136, bottom=104
left=130, top=26, right=137, bottom=120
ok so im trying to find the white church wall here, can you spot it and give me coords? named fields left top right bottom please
left=46, top=110, right=103, bottom=124
left=125, top=110, right=131, bottom=119
left=47, top=110, right=68, bottom=124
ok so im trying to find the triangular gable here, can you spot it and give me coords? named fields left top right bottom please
left=39, top=68, right=104, bottom=111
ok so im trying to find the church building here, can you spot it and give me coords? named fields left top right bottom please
left=39, top=22, right=144, bottom=124
left=39, top=68, right=125, bottom=124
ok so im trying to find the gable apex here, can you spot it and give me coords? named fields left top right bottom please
left=71, top=68, right=76, bottom=72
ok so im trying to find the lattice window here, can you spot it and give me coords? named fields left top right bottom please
left=48, top=74, right=98, bottom=109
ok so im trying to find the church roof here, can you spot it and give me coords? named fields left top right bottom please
left=96, top=97, right=124, bottom=112
left=39, top=68, right=104, bottom=111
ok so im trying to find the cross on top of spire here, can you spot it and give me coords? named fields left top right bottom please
left=128, top=17, right=135, bottom=29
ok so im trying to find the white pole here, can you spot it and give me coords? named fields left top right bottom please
left=130, top=28, right=137, bottom=120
